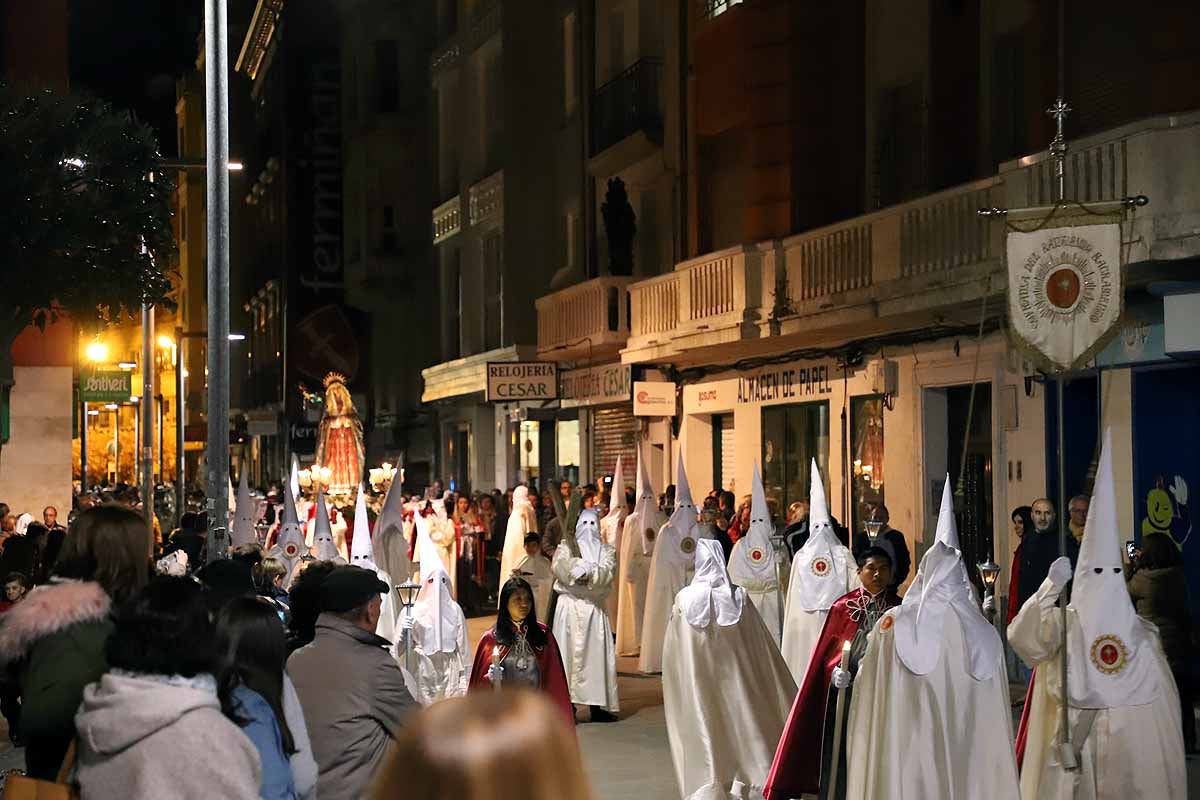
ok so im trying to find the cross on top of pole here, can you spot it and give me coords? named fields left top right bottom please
left=1047, top=97, right=1071, bottom=156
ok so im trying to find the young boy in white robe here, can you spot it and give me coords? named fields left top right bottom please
left=513, top=533, right=554, bottom=622
left=551, top=508, right=620, bottom=720
left=394, top=518, right=469, bottom=705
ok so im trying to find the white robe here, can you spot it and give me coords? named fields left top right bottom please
left=1008, top=577, right=1186, bottom=800
left=640, top=524, right=712, bottom=674
left=600, top=508, right=627, bottom=628
left=779, top=549, right=859, bottom=683
left=394, top=608, right=470, bottom=706
left=514, top=552, right=554, bottom=624
left=845, top=607, right=1021, bottom=799
left=500, top=504, right=538, bottom=587
left=663, top=592, right=796, bottom=800
left=727, top=538, right=786, bottom=648
left=616, top=507, right=663, bottom=657
left=428, top=517, right=458, bottom=599
left=550, top=542, right=620, bottom=712
left=370, top=568, right=397, bottom=644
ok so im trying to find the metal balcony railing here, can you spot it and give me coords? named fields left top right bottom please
left=591, top=58, right=663, bottom=156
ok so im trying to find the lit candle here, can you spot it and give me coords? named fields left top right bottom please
left=839, top=640, right=851, bottom=671
left=491, top=645, right=502, bottom=692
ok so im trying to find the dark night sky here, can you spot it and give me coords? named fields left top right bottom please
left=69, top=1, right=200, bottom=156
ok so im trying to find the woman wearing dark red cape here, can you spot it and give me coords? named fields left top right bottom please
left=468, top=576, right=574, bottom=726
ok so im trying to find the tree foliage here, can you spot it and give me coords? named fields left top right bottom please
left=0, top=83, right=176, bottom=337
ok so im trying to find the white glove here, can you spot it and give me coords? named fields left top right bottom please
left=1047, top=556, right=1073, bottom=592
left=982, top=594, right=996, bottom=615
left=1170, top=475, right=1189, bottom=507
left=569, top=562, right=589, bottom=581
left=486, top=663, right=504, bottom=684
left=831, top=665, right=852, bottom=690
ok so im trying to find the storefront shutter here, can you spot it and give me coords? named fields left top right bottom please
left=592, top=406, right=637, bottom=483
left=720, top=415, right=736, bottom=492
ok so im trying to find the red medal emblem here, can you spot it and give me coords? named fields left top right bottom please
left=879, top=615, right=894, bottom=631
left=282, top=540, right=300, bottom=559
left=680, top=536, right=696, bottom=555
left=1089, top=634, right=1128, bottom=675
left=749, top=547, right=765, bottom=564
left=810, top=557, right=831, bottom=577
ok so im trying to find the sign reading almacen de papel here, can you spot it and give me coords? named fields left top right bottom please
left=486, top=362, right=558, bottom=402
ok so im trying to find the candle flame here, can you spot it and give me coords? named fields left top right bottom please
left=842, top=640, right=852, bottom=653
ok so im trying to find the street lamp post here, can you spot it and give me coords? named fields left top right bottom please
left=176, top=326, right=186, bottom=522
left=205, top=0, right=231, bottom=561
left=141, top=304, right=155, bottom=530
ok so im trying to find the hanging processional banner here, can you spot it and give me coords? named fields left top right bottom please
left=1006, top=215, right=1122, bottom=371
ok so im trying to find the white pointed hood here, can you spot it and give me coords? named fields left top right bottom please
left=728, top=461, right=779, bottom=584
left=227, top=475, right=237, bottom=515
left=230, top=470, right=257, bottom=547
left=634, top=444, right=666, bottom=556
left=677, top=539, right=744, bottom=628
left=656, top=449, right=700, bottom=570
left=575, top=508, right=603, bottom=565
left=412, top=515, right=460, bottom=655
left=373, top=470, right=412, bottom=583
left=601, top=456, right=627, bottom=547
left=893, top=477, right=1002, bottom=679
left=512, top=485, right=532, bottom=509
left=289, top=455, right=300, bottom=504
left=312, top=490, right=345, bottom=563
left=792, top=459, right=852, bottom=611
left=349, top=485, right=378, bottom=572
left=274, top=481, right=307, bottom=584
left=1066, top=430, right=1157, bottom=708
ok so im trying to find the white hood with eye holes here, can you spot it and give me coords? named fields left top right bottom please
left=413, top=515, right=462, bottom=655
left=1065, top=430, right=1157, bottom=709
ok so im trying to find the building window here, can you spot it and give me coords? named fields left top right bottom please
left=519, top=419, right=540, bottom=483
left=850, top=396, right=885, bottom=536
left=761, top=401, right=830, bottom=515
left=712, top=413, right=735, bottom=492
left=556, top=419, right=580, bottom=484
left=374, top=40, right=399, bottom=113
left=563, top=12, right=578, bottom=116
left=482, top=231, right=503, bottom=351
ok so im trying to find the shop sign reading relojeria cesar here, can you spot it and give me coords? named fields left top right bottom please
left=486, top=362, right=558, bottom=401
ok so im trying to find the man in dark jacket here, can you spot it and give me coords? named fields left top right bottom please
left=1015, top=497, right=1079, bottom=609
left=288, top=566, right=417, bottom=800
left=851, top=504, right=911, bottom=590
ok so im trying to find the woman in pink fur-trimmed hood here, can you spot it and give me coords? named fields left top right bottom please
left=0, top=505, right=151, bottom=779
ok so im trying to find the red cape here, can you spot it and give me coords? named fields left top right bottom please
left=468, top=623, right=575, bottom=727
left=1014, top=667, right=1036, bottom=768
left=1006, top=543, right=1022, bottom=624
left=763, top=587, right=900, bottom=800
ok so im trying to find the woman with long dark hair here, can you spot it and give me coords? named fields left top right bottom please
left=74, top=576, right=260, bottom=798
left=217, top=596, right=318, bottom=799
left=1005, top=506, right=1034, bottom=624
left=467, top=577, right=573, bottom=724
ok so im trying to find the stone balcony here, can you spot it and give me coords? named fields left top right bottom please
left=622, top=110, right=1200, bottom=366
left=536, top=276, right=633, bottom=363
left=432, top=195, right=461, bottom=244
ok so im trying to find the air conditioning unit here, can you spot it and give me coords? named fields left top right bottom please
left=869, top=359, right=899, bottom=396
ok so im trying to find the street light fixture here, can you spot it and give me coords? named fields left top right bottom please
left=85, top=341, right=109, bottom=363
left=977, top=557, right=1002, bottom=621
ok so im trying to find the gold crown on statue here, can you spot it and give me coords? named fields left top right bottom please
left=323, top=371, right=348, bottom=389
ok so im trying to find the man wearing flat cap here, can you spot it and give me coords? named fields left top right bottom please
left=288, top=565, right=418, bottom=800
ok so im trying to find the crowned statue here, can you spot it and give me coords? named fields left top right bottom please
left=314, top=372, right=365, bottom=500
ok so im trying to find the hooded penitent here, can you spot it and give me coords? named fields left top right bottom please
left=412, top=516, right=460, bottom=655
left=795, top=459, right=850, bottom=611
left=727, top=461, right=784, bottom=644
left=500, top=485, right=538, bottom=585
left=1066, top=431, right=1157, bottom=708
left=601, top=456, right=627, bottom=547
left=273, top=481, right=308, bottom=585
left=572, top=507, right=603, bottom=565
left=892, top=476, right=1002, bottom=679
left=349, top=485, right=377, bottom=572
left=230, top=470, right=257, bottom=548
left=311, top=490, right=346, bottom=564
left=678, top=539, right=744, bottom=628
left=636, top=447, right=663, bottom=556
left=617, top=444, right=666, bottom=657
left=639, top=449, right=703, bottom=674
left=373, top=472, right=413, bottom=584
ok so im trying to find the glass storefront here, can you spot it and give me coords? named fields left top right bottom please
left=762, top=401, right=830, bottom=515
left=850, top=396, right=885, bottom=535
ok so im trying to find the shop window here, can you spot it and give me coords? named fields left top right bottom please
left=850, top=396, right=885, bottom=537
left=556, top=419, right=580, bottom=485
left=762, top=402, right=829, bottom=517
left=519, top=420, right=540, bottom=483
left=712, top=414, right=735, bottom=493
